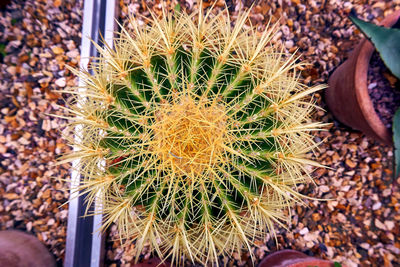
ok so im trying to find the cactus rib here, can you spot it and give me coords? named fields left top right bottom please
left=61, top=5, right=327, bottom=266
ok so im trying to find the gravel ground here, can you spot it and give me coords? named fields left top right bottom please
left=1, top=0, right=400, bottom=267
left=367, top=52, right=400, bottom=129
left=0, top=0, right=82, bottom=265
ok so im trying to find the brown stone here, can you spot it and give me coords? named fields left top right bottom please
left=4, top=193, right=19, bottom=200
left=312, top=213, right=321, bottom=221
left=345, top=158, right=357, bottom=168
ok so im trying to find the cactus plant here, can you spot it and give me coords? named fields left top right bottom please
left=61, top=4, right=326, bottom=266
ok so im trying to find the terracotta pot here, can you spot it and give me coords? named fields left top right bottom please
left=0, top=230, right=56, bottom=267
left=0, top=0, right=11, bottom=10
left=258, top=250, right=335, bottom=267
left=326, top=10, right=400, bottom=145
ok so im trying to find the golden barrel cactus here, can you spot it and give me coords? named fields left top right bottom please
left=62, top=4, right=326, bottom=266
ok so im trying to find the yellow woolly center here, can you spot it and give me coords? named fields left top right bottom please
left=152, top=95, right=228, bottom=177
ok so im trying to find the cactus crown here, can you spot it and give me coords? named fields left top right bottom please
left=62, top=4, right=326, bottom=266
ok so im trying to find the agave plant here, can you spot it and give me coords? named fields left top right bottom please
left=349, top=14, right=400, bottom=178
left=61, top=4, right=326, bottom=266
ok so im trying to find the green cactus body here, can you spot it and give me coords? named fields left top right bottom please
left=62, top=5, right=326, bottom=266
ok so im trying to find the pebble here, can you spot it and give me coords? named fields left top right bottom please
left=341, top=185, right=351, bottom=192
left=52, top=46, right=64, bottom=55
left=385, top=221, right=395, bottom=231
left=285, top=40, right=294, bottom=49
left=337, top=213, right=347, bottom=223
left=299, top=227, right=309, bottom=235
left=375, top=219, right=386, bottom=230
left=6, top=66, right=16, bottom=75
left=345, top=158, right=357, bottom=168
left=66, top=49, right=80, bottom=59
left=311, top=213, right=321, bottom=221
left=372, top=202, right=382, bottom=210
left=55, top=77, right=66, bottom=87
left=303, top=231, right=318, bottom=242
left=360, top=243, right=370, bottom=250
left=368, top=82, right=377, bottom=89
left=319, top=185, right=330, bottom=193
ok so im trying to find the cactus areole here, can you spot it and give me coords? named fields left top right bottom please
left=62, top=5, right=326, bottom=266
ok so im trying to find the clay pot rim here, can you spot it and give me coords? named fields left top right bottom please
left=258, top=249, right=335, bottom=267
left=354, top=10, right=400, bottom=144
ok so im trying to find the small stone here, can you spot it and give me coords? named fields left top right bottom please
left=360, top=243, right=370, bottom=250
left=291, top=0, right=300, bottom=4
left=336, top=213, right=346, bottom=223
left=387, top=245, right=400, bottom=254
left=341, top=185, right=351, bottom=192
left=375, top=219, right=386, bottom=230
left=54, top=192, right=64, bottom=201
left=319, top=185, right=330, bottom=193
left=368, top=82, right=377, bottom=89
left=345, top=158, right=357, bottom=168
left=52, top=46, right=64, bottom=55
left=326, top=246, right=334, bottom=258
left=281, top=25, right=290, bottom=36
left=299, top=227, right=309, bottom=235
left=327, top=200, right=338, bottom=210
left=304, top=231, right=318, bottom=242
left=41, top=189, right=51, bottom=199
left=26, top=221, right=33, bottom=232
left=385, top=221, right=395, bottom=231
left=0, top=144, right=6, bottom=154
left=382, top=189, right=391, bottom=197
left=54, top=0, right=62, bottom=7
left=19, top=54, right=30, bottom=63
left=39, top=52, right=53, bottom=58
left=55, top=77, right=66, bottom=87
left=372, top=202, right=382, bottom=210
left=4, top=193, right=19, bottom=200
left=6, top=66, right=17, bottom=75
left=42, top=120, right=51, bottom=131
left=285, top=40, right=294, bottom=49
left=59, top=210, right=68, bottom=220
left=312, top=213, right=321, bottom=221
left=66, top=49, right=80, bottom=59
left=305, top=241, right=314, bottom=248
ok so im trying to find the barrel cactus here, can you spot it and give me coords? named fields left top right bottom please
left=62, top=4, right=326, bottom=266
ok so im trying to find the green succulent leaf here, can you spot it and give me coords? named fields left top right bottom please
left=394, top=108, right=400, bottom=178
left=174, top=2, right=181, bottom=13
left=349, top=15, right=400, bottom=79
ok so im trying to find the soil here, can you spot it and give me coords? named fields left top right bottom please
left=367, top=51, right=400, bottom=129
